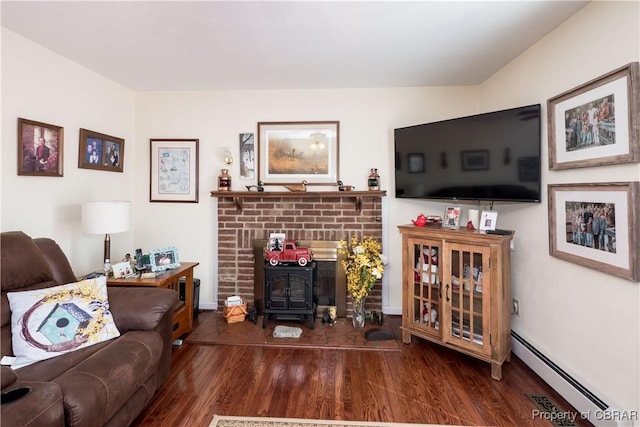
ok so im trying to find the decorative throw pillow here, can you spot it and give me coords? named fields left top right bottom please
left=7, top=276, right=120, bottom=369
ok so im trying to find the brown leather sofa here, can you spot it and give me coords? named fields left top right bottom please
left=1, top=231, right=179, bottom=427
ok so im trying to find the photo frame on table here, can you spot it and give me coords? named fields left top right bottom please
left=78, top=128, right=124, bottom=172
left=443, top=206, right=461, bottom=229
left=149, top=247, right=180, bottom=272
left=111, top=261, right=136, bottom=279
left=17, top=118, right=64, bottom=177
left=548, top=182, right=639, bottom=281
left=547, top=62, right=639, bottom=170
left=150, top=139, right=199, bottom=203
left=257, top=121, right=339, bottom=185
left=479, top=211, right=498, bottom=231
left=408, top=153, right=425, bottom=173
left=461, top=150, right=490, bottom=171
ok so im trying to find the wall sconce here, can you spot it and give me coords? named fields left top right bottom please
left=222, top=148, right=234, bottom=165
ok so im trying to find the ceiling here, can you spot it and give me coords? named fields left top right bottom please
left=1, top=1, right=589, bottom=91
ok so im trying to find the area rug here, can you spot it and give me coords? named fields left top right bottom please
left=185, top=312, right=400, bottom=351
left=210, top=415, right=456, bottom=427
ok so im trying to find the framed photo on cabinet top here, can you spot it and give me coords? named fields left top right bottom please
left=479, top=210, right=498, bottom=231
left=257, top=121, right=339, bottom=185
left=443, top=206, right=461, bottom=229
left=78, top=128, right=124, bottom=173
left=548, top=182, right=639, bottom=281
left=17, top=118, right=64, bottom=177
left=547, top=62, right=639, bottom=170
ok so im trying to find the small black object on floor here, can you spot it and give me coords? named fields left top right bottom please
left=365, top=328, right=396, bottom=341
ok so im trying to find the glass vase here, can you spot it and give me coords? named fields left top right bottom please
left=352, top=298, right=365, bottom=328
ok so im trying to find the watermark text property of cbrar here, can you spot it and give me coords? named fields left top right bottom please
left=532, top=409, right=639, bottom=423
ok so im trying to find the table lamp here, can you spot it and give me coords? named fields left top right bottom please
left=82, top=201, right=131, bottom=273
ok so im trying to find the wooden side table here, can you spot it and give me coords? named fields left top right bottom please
left=107, top=262, right=199, bottom=342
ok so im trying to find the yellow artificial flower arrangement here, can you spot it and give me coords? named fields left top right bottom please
left=338, top=236, right=384, bottom=302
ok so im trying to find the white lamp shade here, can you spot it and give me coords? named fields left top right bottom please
left=82, top=201, right=131, bottom=235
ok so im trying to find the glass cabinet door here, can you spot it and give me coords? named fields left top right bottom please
left=408, top=238, right=442, bottom=337
left=443, top=243, right=491, bottom=355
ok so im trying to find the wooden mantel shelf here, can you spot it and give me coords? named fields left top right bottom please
left=211, top=190, right=386, bottom=212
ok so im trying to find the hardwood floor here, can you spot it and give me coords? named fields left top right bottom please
left=132, top=311, right=590, bottom=427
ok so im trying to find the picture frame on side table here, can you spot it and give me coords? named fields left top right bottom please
left=149, top=247, right=180, bottom=272
left=443, top=206, right=461, bottom=229
left=257, top=121, right=339, bottom=185
left=78, top=128, right=124, bottom=172
left=17, top=118, right=64, bottom=176
left=150, top=139, right=199, bottom=203
left=112, top=261, right=136, bottom=279
left=547, top=62, right=639, bottom=170
left=548, top=182, right=639, bottom=281
left=479, top=211, right=498, bottom=231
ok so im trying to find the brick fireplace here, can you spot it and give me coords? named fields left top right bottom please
left=212, top=191, right=385, bottom=317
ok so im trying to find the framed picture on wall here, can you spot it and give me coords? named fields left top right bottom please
left=548, top=182, right=639, bottom=281
left=78, top=128, right=124, bottom=172
left=150, top=139, right=199, bottom=203
left=257, top=121, right=339, bottom=185
left=547, top=62, right=639, bottom=170
left=17, top=118, right=64, bottom=176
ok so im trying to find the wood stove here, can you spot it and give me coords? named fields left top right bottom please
left=262, top=263, right=316, bottom=328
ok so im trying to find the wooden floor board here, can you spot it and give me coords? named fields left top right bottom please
left=131, top=311, right=591, bottom=427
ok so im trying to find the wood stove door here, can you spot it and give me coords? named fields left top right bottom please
left=288, top=272, right=312, bottom=310
left=265, top=273, right=288, bottom=309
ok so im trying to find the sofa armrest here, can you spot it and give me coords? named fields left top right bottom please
left=1, top=366, right=17, bottom=390
left=107, top=287, right=178, bottom=333
left=1, top=380, right=64, bottom=427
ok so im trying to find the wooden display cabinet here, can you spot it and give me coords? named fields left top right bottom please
left=398, top=225, right=513, bottom=380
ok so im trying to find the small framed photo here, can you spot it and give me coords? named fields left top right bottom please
left=78, top=128, right=125, bottom=172
left=480, top=211, right=498, bottom=231
left=149, top=247, right=180, bottom=272
left=150, top=139, right=199, bottom=203
left=257, top=121, right=339, bottom=185
left=112, top=261, right=135, bottom=279
left=461, top=150, right=490, bottom=171
left=17, top=118, right=64, bottom=176
left=548, top=182, right=639, bottom=281
left=408, top=153, right=425, bottom=173
left=548, top=62, right=639, bottom=170
left=443, top=206, right=461, bottom=229
left=268, top=233, right=286, bottom=251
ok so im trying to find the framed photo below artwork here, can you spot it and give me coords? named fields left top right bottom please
left=149, top=247, right=180, bottom=272
left=150, top=139, right=199, bottom=203
left=548, top=182, right=639, bottom=281
left=547, top=62, right=639, bottom=170
left=443, top=206, right=461, bottom=229
left=17, top=118, right=64, bottom=176
left=78, top=128, right=124, bottom=172
left=479, top=211, right=498, bottom=231
left=257, top=121, right=339, bottom=185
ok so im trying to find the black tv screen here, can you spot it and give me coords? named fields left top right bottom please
left=394, top=104, right=541, bottom=203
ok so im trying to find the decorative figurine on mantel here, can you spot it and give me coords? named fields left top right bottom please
left=245, top=181, right=264, bottom=192
left=285, top=180, right=307, bottom=192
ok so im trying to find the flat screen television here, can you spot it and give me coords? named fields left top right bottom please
left=394, top=104, right=541, bottom=203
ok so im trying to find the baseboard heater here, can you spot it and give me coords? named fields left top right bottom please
left=511, top=331, right=630, bottom=427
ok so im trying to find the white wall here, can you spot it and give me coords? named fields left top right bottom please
left=132, top=87, right=478, bottom=310
left=1, top=29, right=135, bottom=275
left=479, top=1, right=640, bottom=417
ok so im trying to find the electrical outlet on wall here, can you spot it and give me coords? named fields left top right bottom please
left=512, top=298, right=520, bottom=316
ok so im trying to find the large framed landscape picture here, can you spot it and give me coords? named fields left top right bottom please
left=548, top=182, right=639, bottom=281
left=257, top=121, right=339, bottom=185
left=547, top=62, right=639, bottom=170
